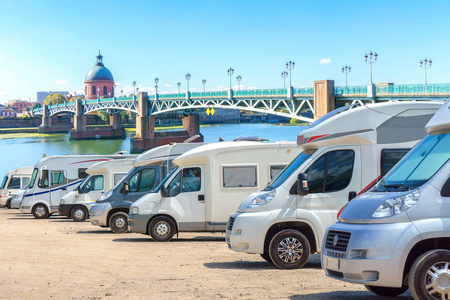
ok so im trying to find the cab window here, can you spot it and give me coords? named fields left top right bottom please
left=442, top=177, right=450, bottom=197
left=128, top=168, right=157, bottom=193
left=51, top=171, right=66, bottom=187
left=0, top=176, right=8, bottom=189
left=168, top=171, right=182, bottom=197
left=83, top=175, right=104, bottom=193
left=22, top=177, right=30, bottom=188
left=38, top=170, right=49, bottom=188
left=7, top=176, right=21, bottom=189
left=182, top=168, right=201, bottom=192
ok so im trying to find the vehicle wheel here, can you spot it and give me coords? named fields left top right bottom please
left=149, top=216, right=175, bottom=242
left=260, top=252, right=272, bottom=263
left=268, top=229, right=310, bottom=269
left=408, top=249, right=450, bottom=300
left=109, top=212, right=129, bottom=233
left=71, top=206, right=88, bottom=222
left=6, top=199, right=12, bottom=209
left=32, top=204, right=49, bottom=219
left=366, top=285, right=408, bottom=297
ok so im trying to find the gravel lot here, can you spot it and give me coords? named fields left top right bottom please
left=0, top=209, right=413, bottom=299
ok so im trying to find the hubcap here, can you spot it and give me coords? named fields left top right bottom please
left=277, top=237, right=303, bottom=264
left=114, top=217, right=126, bottom=229
left=35, top=206, right=45, bottom=217
left=74, top=209, right=85, bottom=220
left=155, top=222, right=169, bottom=237
left=425, top=261, right=450, bottom=299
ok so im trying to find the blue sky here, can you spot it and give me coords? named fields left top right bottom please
left=0, top=0, right=449, bottom=103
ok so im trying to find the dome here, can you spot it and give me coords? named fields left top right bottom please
left=85, top=65, right=114, bottom=81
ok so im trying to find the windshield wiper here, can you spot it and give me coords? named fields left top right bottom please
left=383, top=184, right=411, bottom=191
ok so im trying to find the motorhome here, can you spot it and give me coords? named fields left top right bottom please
left=128, top=141, right=301, bottom=241
left=0, top=166, right=33, bottom=209
left=89, top=143, right=203, bottom=233
left=226, top=101, right=442, bottom=269
left=59, top=158, right=136, bottom=222
left=321, top=99, right=450, bottom=299
left=19, top=155, right=130, bottom=219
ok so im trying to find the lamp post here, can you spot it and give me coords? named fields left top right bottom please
left=177, top=82, right=181, bottom=94
left=97, top=87, right=100, bottom=100
left=281, top=71, right=288, bottom=89
left=121, top=89, right=123, bottom=97
left=364, top=51, right=378, bottom=84
left=108, top=92, right=111, bottom=98
left=227, top=68, right=234, bottom=90
left=286, top=60, right=295, bottom=87
left=132, top=81, right=136, bottom=98
left=419, top=58, right=432, bottom=85
left=136, top=87, right=139, bottom=94
left=342, top=65, right=351, bottom=87
left=185, top=73, right=191, bottom=96
left=236, top=75, right=242, bottom=91
left=154, top=77, right=159, bottom=95
left=202, top=79, right=207, bottom=93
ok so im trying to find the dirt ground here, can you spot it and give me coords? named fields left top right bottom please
left=0, top=209, right=412, bottom=300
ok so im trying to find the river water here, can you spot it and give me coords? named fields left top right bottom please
left=0, top=123, right=305, bottom=177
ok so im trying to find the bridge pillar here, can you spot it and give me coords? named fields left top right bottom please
left=313, top=80, right=335, bottom=120
left=110, top=113, right=122, bottom=130
left=182, top=114, right=201, bottom=137
left=73, top=98, right=86, bottom=132
left=41, top=105, right=52, bottom=128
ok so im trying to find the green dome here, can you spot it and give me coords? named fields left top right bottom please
left=85, top=52, right=114, bottom=81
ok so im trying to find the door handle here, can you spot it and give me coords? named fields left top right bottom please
left=198, top=195, right=205, bottom=201
left=348, top=191, right=357, bottom=201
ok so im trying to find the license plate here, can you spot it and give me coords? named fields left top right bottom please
left=327, top=257, right=340, bottom=270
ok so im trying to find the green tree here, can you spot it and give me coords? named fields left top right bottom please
left=97, top=110, right=110, bottom=123
left=120, top=111, right=130, bottom=123
left=44, top=93, right=66, bottom=106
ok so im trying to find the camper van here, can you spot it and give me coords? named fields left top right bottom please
left=89, top=143, right=203, bottom=233
left=59, top=158, right=136, bottom=222
left=128, top=141, right=301, bottom=241
left=19, top=155, right=130, bottom=219
left=321, top=99, right=450, bottom=300
left=226, top=101, right=442, bottom=269
left=0, top=166, right=33, bottom=209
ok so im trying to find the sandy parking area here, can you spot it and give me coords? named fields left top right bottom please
left=0, top=209, right=412, bottom=300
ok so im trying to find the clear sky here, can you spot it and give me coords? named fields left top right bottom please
left=0, top=0, right=449, bottom=103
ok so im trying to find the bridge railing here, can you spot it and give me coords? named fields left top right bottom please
left=334, top=85, right=368, bottom=95
left=376, top=83, right=450, bottom=95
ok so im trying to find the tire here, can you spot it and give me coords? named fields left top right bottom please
left=268, top=229, right=311, bottom=269
left=109, top=212, right=129, bottom=233
left=365, top=285, right=408, bottom=297
left=260, top=252, right=273, bottom=263
left=6, top=199, right=12, bottom=209
left=408, top=249, right=450, bottom=300
left=71, top=206, right=88, bottom=222
left=149, top=216, right=176, bottom=242
left=32, top=204, right=49, bottom=219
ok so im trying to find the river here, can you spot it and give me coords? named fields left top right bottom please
left=0, top=123, right=306, bottom=177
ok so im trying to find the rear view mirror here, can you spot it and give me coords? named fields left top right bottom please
left=297, top=173, right=309, bottom=196
left=160, top=185, right=168, bottom=198
left=121, top=182, right=130, bottom=195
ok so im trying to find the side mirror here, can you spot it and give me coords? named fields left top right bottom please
left=297, top=173, right=309, bottom=196
left=348, top=191, right=357, bottom=201
left=121, top=182, right=130, bottom=195
left=77, top=185, right=82, bottom=194
left=160, top=185, right=168, bottom=198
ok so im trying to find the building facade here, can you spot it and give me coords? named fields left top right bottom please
left=84, top=52, right=115, bottom=100
left=7, top=100, right=37, bottom=113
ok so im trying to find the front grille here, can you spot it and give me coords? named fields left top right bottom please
left=325, top=230, right=351, bottom=252
left=327, top=269, right=344, bottom=278
left=325, top=250, right=346, bottom=259
left=227, top=217, right=235, bottom=231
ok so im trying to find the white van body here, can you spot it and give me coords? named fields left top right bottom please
left=58, top=158, right=136, bottom=221
left=19, top=155, right=130, bottom=219
left=128, top=141, right=301, bottom=241
left=226, top=101, right=442, bottom=269
left=0, top=166, right=33, bottom=208
left=322, top=98, right=450, bottom=299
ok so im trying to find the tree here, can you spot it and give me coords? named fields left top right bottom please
left=44, top=93, right=67, bottom=106
left=97, top=110, right=110, bottom=123
left=120, top=111, right=130, bottom=123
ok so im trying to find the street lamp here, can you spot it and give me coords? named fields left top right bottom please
left=121, top=89, right=123, bottom=97
left=202, top=79, right=207, bottom=93
left=136, top=87, right=139, bottom=94
left=97, top=87, right=100, bottom=100
left=286, top=60, right=295, bottom=87
left=177, top=82, right=181, bottom=94
left=342, top=65, right=351, bottom=87
left=236, top=75, right=242, bottom=91
left=364, top=51, right=378, bottom=84
left=185, top=73, right=191, bottom=95
left=419, top=58, right=432, bottom=85
left=132, top=81, right=136, bottom=97
left=154, top=77, right=159, bottom=95
left=227, top=68, right=234, bottom=90
left=281, top=71, right=288, bottom=89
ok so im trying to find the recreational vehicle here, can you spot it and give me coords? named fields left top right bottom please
left=0, top=166, right=33, bottom=209
left=59, top=158, right=136, bottom=222
left=89, top=143, right=203, bottom=233
left=226, top=101, right=442, bottom=269
left=19, top=155, right=130, bottom=219
left=127, top=141, right=301, bottom=241
left=321, top=99, right=450, bottom=299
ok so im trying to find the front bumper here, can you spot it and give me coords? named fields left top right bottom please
left=0, top=196, right=9, bottom=206
left=89, top=202, right=111, bottom=227
left=59, top=204, right=75, bottom=217
left=128, top=213, right=152, bottom=234
left=321, top=221, right=418, bottom=288
left=10, top=197, right=21, bottom=209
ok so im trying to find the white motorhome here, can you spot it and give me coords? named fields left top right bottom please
left=128, top=141, right=301, bottom=241
left=59, top=158, right=136, bottom=222
left=19, top=155, right=130, bottom=219
left=226, top=101, right=442, bottom=269
left=0, top=166, right=33, bottom=209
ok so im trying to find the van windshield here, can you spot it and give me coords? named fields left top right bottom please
left=373, top=133, right=450, bottom=192
left=0, top=176, right=8, bottom=189
left=28, top=168, right=38, bottom=189
left=264, top=153, right=312, bottom=191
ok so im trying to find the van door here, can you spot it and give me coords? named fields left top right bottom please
left=82, top=175, right=104, bottom=202
left=295, top=146, right=361, bottom=241
left=161, top=166, right=205, bottom=231
left=49, top=170, right=68, bottom=207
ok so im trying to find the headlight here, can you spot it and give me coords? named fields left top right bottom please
left=60, top=199, right=65, bottom=205
left=372, top=189, right=420, bottom=218
left=246, top=190, right=276, bottom=208
left=97, top=190, right=112, bottom=202
left=130, top=206, right=139, bottom=215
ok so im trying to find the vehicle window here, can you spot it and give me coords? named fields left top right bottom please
left=270, top=165, right=287, bottom=181
left=78, top=168, right=88, bottom=179
left=82, top=177, right=93, bottom=193
left=7, top=177, right=21, bottom=189
left=29, top=168, right=38, bottom=189
left=442, top=176, right=450, bottom=197
left=91, top=175, right=104, bottom=191
left=168, top=171, right=182, bottom=197
left=182, top=168, right=201, bottom=192
left=51, top=171, right=66, bottom=187
left=38, top=170, right=49, bottom=188
left=22, top=177, right=30, bottom=188
left=129, top=171, right=141, bottom=193
left=223, top=166, right=257, bottom=188
left=139, top=168, right=156, bottom=192
left=304, top=154, right=326, bottom=193
left=380, top=149, right=410, bottom=177
left=0, top=176, right=8, bottom=189
left=114, top=174, right=126, bottom=186
left=324, top=151, right=354, bottom=192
